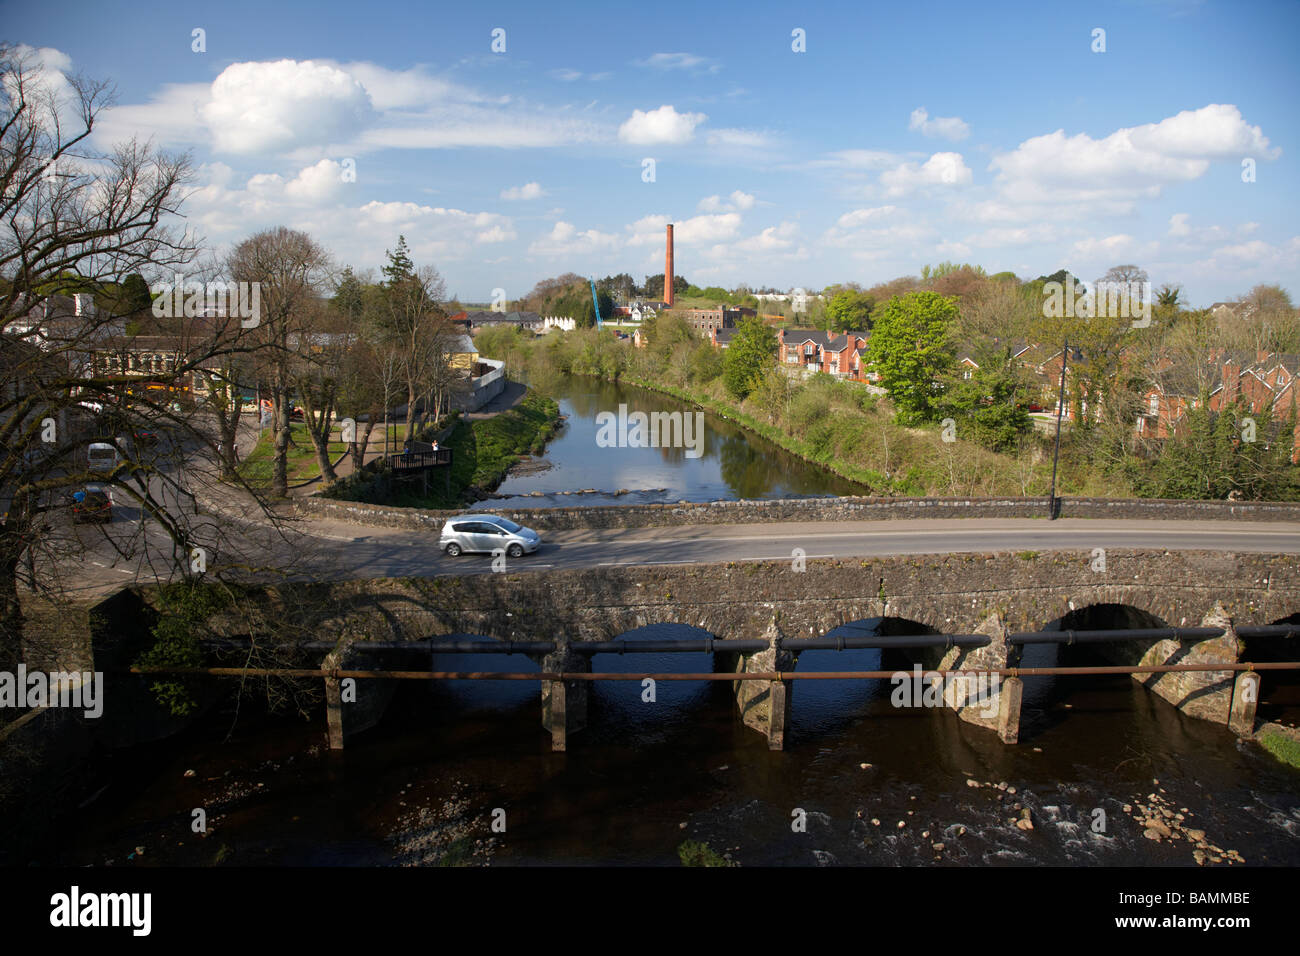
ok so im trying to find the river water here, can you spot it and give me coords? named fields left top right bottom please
left=25, top=619, right=1300, bottom=868
left=474, top=376, right=866, bottom=509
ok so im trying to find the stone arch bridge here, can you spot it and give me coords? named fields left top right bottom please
left=115, top=548, right=1300, bottom=753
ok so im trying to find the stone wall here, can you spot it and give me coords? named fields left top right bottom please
left=163, top=550, right=1300, bottom=646
left=295, top=494, right=1300, bottom=533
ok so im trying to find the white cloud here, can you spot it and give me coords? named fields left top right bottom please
left=698, top=190, right=756, bottom=212
left=476, top=225, right=517, bottom=243
left=909, top=107, right=970, bottom=141
left=811, top=149, right=901, bottom=170
left=359, top=112, right=600, bottom=149
left=1166, top=213, right=1261, bottom=244
left=879, top=152, right=972, bottom=196
left=705, top=128, right=775, bottom=150
left=836, top=205, right=898, bottom=228
left=963, top=224, right=1063, bottom=247
left=990, top=104, right=1279, bottom=204
left=640, top=53, right=720, bottom=73
left=1181, top=237, right=1300, bottom=284
left=201, top=60, right=374, bottom=154
left=734, top=222, right=799, bottom=253
left=627, top=212, right=741, bottom=245
left=1069, top=234, right=1158, bottom=262
left=284, top=159, right=346, bottom=203
left=824, top=220, right=935, bottom=250
left=338, top=61, right=479, bottom=111
left=101, top=57, right=598, bottom=155
left=618, top=105, right=707, bottom=145
left=501, top=182, right=545, bottom=200
left=528, top=221, right=621, bottom=257
left=548, top=68, right=610, bottom=82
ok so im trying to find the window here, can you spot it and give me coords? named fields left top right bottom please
left=1148, top=394, right=1159, bottom=415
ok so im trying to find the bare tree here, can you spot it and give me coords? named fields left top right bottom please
left=0, top=46, right=275, bottom=671
left=226, top=227, right=332, bottom=498
left=369, top=253, right=453, bottom=441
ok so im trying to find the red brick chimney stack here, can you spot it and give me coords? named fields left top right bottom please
left=665, top=223, right=674, bottom=307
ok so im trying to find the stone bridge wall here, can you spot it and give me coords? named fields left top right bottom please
left=295, top=494, right=1300, bottom=533
left=179, top=549, right=1300, bottom=646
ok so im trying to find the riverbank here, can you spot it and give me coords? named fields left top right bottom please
left=473, top=326, right=1094, bottom=499
left=321, top=391, right=562, bottom=509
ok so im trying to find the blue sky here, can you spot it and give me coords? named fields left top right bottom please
left=4, top=0, right=1297, bottom=304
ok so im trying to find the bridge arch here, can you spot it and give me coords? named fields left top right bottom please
left=1240, top=612, right=1300, bottom=729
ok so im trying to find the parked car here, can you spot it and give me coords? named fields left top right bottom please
left=69, top=484, right=112, bottom=523
left=86, top=442, right=119, bottom=474
left=440, top=515, right=541, bottom=558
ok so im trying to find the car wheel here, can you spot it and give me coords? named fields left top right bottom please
left=507, top=543, right=524, bottom=558
left=445, top=542, right=462, bottom=556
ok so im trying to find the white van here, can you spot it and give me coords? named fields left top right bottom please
left=87, top=442, right=119, bottom=474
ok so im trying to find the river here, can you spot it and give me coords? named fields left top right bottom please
left=473, top=376, right=867, bottom=510
left=20, top=618, right=1300, bottom=867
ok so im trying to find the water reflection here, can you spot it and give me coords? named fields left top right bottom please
left=479, top=377, right=866, bottom=508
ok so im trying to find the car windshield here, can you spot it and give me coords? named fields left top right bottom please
left=491, top=517, right=521, bottom=533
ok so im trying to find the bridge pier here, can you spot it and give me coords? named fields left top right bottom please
left=733, top=618, right=793, bottom=750
left=540, top=641, right=589, bottom=752
left=1095, top=603, right=1241, bottom=725
left=324, top=641, right=396, bottom=750
left=929, top=612, right=1024, bottom=744
left=1229, top=671, right=1261, bottom=737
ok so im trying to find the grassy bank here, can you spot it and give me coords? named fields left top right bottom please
left=323, top=392, right=561, bottom=509
left=237, top=422, right=348, bottom=489
left=1257, top=724, right=1300, bottom=770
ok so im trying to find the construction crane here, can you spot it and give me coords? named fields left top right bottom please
left=589, top=277, right=603, bottom=329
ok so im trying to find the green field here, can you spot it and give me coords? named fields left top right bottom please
left=237, top=423, right=348, bottom=489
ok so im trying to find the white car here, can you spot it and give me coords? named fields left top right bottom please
left=440, top=515, right=541, bottom=558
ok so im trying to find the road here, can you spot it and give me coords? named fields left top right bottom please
left=49, top=504, right=1300, bottom=600
left=293, top=515, right=1300, bottom=573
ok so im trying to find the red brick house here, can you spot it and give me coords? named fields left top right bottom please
left=777, top=328, right=869, bottom=378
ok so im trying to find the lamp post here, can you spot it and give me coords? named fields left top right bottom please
left=1048, top=340, right=1082, bottom=519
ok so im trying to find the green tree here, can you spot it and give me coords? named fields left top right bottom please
left=119, top=273, right=152, bottom=313
left=1137, top=399, right=1298, bottom=500
left=577, top=287, right=615, bottom=329
left=723, top=316, right=778, bottom=399
left=332, top=267, right=365, bottom=323
left=936, top=352, right=1032, bottom=452
left=825, top=289, right=873, bottom=332
left=382, top=235, right=415, bottom=285
left=866, top=291, right=958, bottom=423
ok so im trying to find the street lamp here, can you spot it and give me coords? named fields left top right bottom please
left=1048, top=340, right=1084, bottom=520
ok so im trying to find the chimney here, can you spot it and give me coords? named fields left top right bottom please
left=665, top=223, right=674, bottom=307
